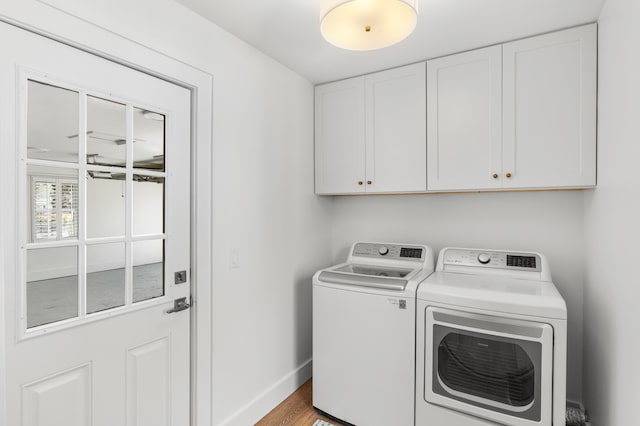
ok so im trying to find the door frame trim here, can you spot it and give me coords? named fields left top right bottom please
left=0, top=14, right=214, bottom=426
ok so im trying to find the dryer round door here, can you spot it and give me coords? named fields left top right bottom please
left=424, top=306, right=554, bottom=426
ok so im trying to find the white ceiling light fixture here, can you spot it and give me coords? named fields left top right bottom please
left=320, top=0, right=419, bottom=51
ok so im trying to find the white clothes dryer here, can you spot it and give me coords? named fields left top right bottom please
left=313, top=242, right=434, bottom=426
left=416, top=248, right=567, bottom=426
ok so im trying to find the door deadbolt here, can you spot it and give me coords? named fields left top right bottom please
left=175, top=270, right=187, bottom=284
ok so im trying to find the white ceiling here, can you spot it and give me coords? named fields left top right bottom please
left=175, top=0, right=605, bottom=84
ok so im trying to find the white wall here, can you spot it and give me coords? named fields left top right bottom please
left=0, top=1, right=333, bottom=424
left=583, top=0, right=640, bottom=423
left=330, top=190, right=586, bottom=400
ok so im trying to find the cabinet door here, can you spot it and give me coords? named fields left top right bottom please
left=502, top=24, right=597, bottom=188
left=426, top=46, right=502, bottom=191
left=365, top=62, right=426, bottom=193
left=315, top=77, right=366, bottom=194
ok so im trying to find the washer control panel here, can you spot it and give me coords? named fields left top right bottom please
left=443, top=249, right=541, bottom=272
left=352, top=243, right=425, bottom=261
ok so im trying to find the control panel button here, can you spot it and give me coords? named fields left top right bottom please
left=378, top=246, right=389, bottom=256
left=477, top=253, right=491, bottom=264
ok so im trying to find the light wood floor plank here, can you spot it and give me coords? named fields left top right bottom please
left=256, top=379, right=348, bottom=426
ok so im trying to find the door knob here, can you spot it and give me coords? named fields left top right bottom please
left=492, top=173, right=498, bottom=179
left=166, top=297, right=191, bottom=314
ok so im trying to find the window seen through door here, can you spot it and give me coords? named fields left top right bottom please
left=30, top=175, right=79, bottom=242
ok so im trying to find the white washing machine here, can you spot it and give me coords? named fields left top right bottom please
left=416, top=248, right=567, bottom=426
left=313, top=242, right=434, bottom=426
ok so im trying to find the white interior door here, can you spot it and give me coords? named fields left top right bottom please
left=0, top=22, right=191, bottom=426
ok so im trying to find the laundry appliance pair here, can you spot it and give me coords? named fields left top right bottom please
left=312, top=242, right=567, bottom=426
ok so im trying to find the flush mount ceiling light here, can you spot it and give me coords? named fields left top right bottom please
left=320, top=0, right=418, bottom=51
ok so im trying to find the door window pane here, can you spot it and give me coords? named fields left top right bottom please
left=133, top=175, right=164, bottom=235
left=133, top=107, right=165, bottom=170
left=132, top=240, right=164, bottom=303
left=27, top=246, right=78, bottom=328
left=28, top=166, right=78, bottom=243
left=86, top=171, right=125, bottom=238
left=27, top=80, right=79, bottom=163
left=87, top=96, right=127, bottom=167
left=87, top=243, right=126, bottom=314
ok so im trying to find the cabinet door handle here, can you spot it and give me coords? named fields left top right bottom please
left=358, top=181, right=363, bottom=186
left=367, top=180, right=372, bottom=185
left=506, top=172, right=512, bottom=178
left=492, top=173, right=499, bottom=179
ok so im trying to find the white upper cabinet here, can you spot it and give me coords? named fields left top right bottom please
left=316, top=24, right=596, bottom=195
left=314, top=63, right=426, bottom=194
left=315, top=77, right=366, bottom=194
left=365, top=63, right=427, bottom=193
left=427, top=46, right=502, bottom=191
left=427, top=23, right=597, bottom=192
left=502, top=24, right=597, bottom=189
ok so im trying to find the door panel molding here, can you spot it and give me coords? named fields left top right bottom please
left=22, top=363, right=92, bottom=426
left=127, top=337, right=171, bottom=426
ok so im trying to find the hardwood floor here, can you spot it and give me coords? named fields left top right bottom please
left=255, top=379, right=348, bottom=426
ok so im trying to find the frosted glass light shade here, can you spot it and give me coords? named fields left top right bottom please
left=320, top=0, right=418, bottom=51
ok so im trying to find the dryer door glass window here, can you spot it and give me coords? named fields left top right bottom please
left=438, top=333, right=535, bottom=405
left=432, top=325, right=542, bottom=421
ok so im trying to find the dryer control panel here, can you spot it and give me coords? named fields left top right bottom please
left=443, top=249, right=542, bottom=272
left=352, top=242, right=426, bottom=261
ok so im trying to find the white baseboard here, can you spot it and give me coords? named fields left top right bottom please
left=218, top=359, right=313, bottom=426
left=27, top=261, right=161, bottom=281
left=86, top=261, right=125, bottom=274
left=27, top=266, right=77, bottom=282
